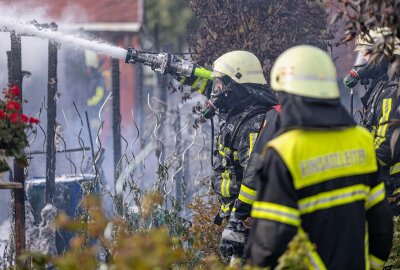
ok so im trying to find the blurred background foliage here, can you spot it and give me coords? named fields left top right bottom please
left=18, top=193, right=312, bottom=269
left=327, top=0, right=400, bottom=79
left=144, top=0, right=199, bottom=51
left=187, top=0, right=330, bottom=81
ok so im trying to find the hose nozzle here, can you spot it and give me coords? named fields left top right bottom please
left=125, top=48, right=139, bottom=64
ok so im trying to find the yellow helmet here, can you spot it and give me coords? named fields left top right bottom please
left=270, top=45, right=339, bottom=99
left=211, top=51, right=267, bottom=85
left=355, top=27, right=400, bottom=55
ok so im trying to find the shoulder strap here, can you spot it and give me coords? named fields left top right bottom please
left=228, top=107, right=270, bottom=149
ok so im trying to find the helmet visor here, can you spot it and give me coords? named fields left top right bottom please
left=211, top=78, right=225, bottom=97
left=353, top=50, right=371, bottom=67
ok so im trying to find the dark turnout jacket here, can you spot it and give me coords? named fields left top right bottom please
left=246, top=94, right=393, bottom=269
left=231, top=105, right=281, bottom=220
left=211, top=84, right=279, bottom=222
left=361, top=75, right=400, bottom=182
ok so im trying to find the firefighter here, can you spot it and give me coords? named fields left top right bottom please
left=203, top=51, right=280, bottom=258
left=343, top=28, right=400, bottom=215
left=247, top=45, right=393, bottom=269
left=219, top=100, right=281, bottom=260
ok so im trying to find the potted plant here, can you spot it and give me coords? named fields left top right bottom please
left=0, top=85, right=39, bottom=178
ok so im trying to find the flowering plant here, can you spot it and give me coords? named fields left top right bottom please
left=0, top=85, right=40, bottom=173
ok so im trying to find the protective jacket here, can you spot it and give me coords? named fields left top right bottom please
left=360, top=75, right=400, bottom=212
left=231, top=105, right=281, bottom=220
left=211, top=84, right=279, bottom=224
left=247, top=94, right=393, bottom=269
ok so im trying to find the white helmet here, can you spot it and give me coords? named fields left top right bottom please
left=355, top=27, right=400, bottom=55
left=211, top=51, right=267, bottom=85
left=270, top=45, right=339, bottom=99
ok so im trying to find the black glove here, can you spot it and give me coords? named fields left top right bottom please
left=220, top=218, right=246, bottom=258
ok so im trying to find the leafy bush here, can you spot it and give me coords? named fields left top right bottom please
left=188, top=0, right=329, bottom=81
left=14, top=191, right=317, bottom=270
left=328, top=0, right=400, bottom=78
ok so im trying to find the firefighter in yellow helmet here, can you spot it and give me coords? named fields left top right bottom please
left=205, top=51, right=281, bottom=259
left=246, top=45, right=393, bottom=269
left=343, top=28, right=400, bottom=215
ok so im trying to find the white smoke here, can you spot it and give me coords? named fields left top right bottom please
left=25, top=201, right=39, bottom=251
left=0, top=2, right=50, bottom=23
left=38, top=204, right=57, bottom=256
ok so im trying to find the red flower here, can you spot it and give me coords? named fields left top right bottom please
left=29, top=117, right=40, bottom=124
left=6, top=101, right=21, bottom=111
left=0, top=110, right=5, bottom=119
left=8, top=86, right=20, bottom=97
left=9, top=113, right=19, bottom=123
left=21, top=114, right=28, bottom=123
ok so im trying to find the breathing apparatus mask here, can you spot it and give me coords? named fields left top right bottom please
left=343, top=50, right=374, bottom=88
left=343, top=50, right=390, bottom=89
left=198, top=75, right=237, bottom=121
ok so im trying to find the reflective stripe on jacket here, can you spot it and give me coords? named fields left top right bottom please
left=361, top=76, right=400, bottom=177
left=211, top=114, right=263, bottom=216
left=247, top=126, right=392, bottom=269
left=232, top=107, right=281, bottom=220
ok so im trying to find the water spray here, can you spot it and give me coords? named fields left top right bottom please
left=0, top=15, right=127, bottom=60
left=0, top=16, right=214, bottom=81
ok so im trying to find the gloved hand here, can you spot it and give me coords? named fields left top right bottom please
left=220, top=218, right=246, bottom=258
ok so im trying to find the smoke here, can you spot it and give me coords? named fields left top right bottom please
left=0, top=1, right=50, bottom=23
left=0, top=1, right=118, bottom=223
left=0, top=0, right=213, bottom=223
left=38, top=204, right=57, bottom=256
left=0, top=1, right=49, bottom=88
left=0, top=0, right=90, bottom=28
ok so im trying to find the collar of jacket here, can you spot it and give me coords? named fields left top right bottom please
left=225, top=83, right=278, bottom=119
left=278, top=93, right=356, bottom=132
left=360, top=74, right=399, bottom=109
left=360, top=73, right=388, bottom=108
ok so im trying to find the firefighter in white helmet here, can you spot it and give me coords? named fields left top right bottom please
left=246, top=45, right=393, bottom=269
left=207, top=51, right=281, bottom=259
left=343, top=27, right=400, bottom=215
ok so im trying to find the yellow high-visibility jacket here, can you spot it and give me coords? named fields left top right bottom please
left=248, top=126, right=393, bottom=270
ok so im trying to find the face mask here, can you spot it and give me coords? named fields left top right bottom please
left=209, top=76, right=235, bottom=114
left=194, top=94, right=232, bottom=127
left=211, top=77, right=229, bottom=97
left=343, top=51, right=369, bottom=88
left=197, top=93, right=231, bottom=121
left=195, top=77, right=238, bottom=124
left=343, top=51, right=388, bottom=89
left=194, top=78, right=230, bottom=126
